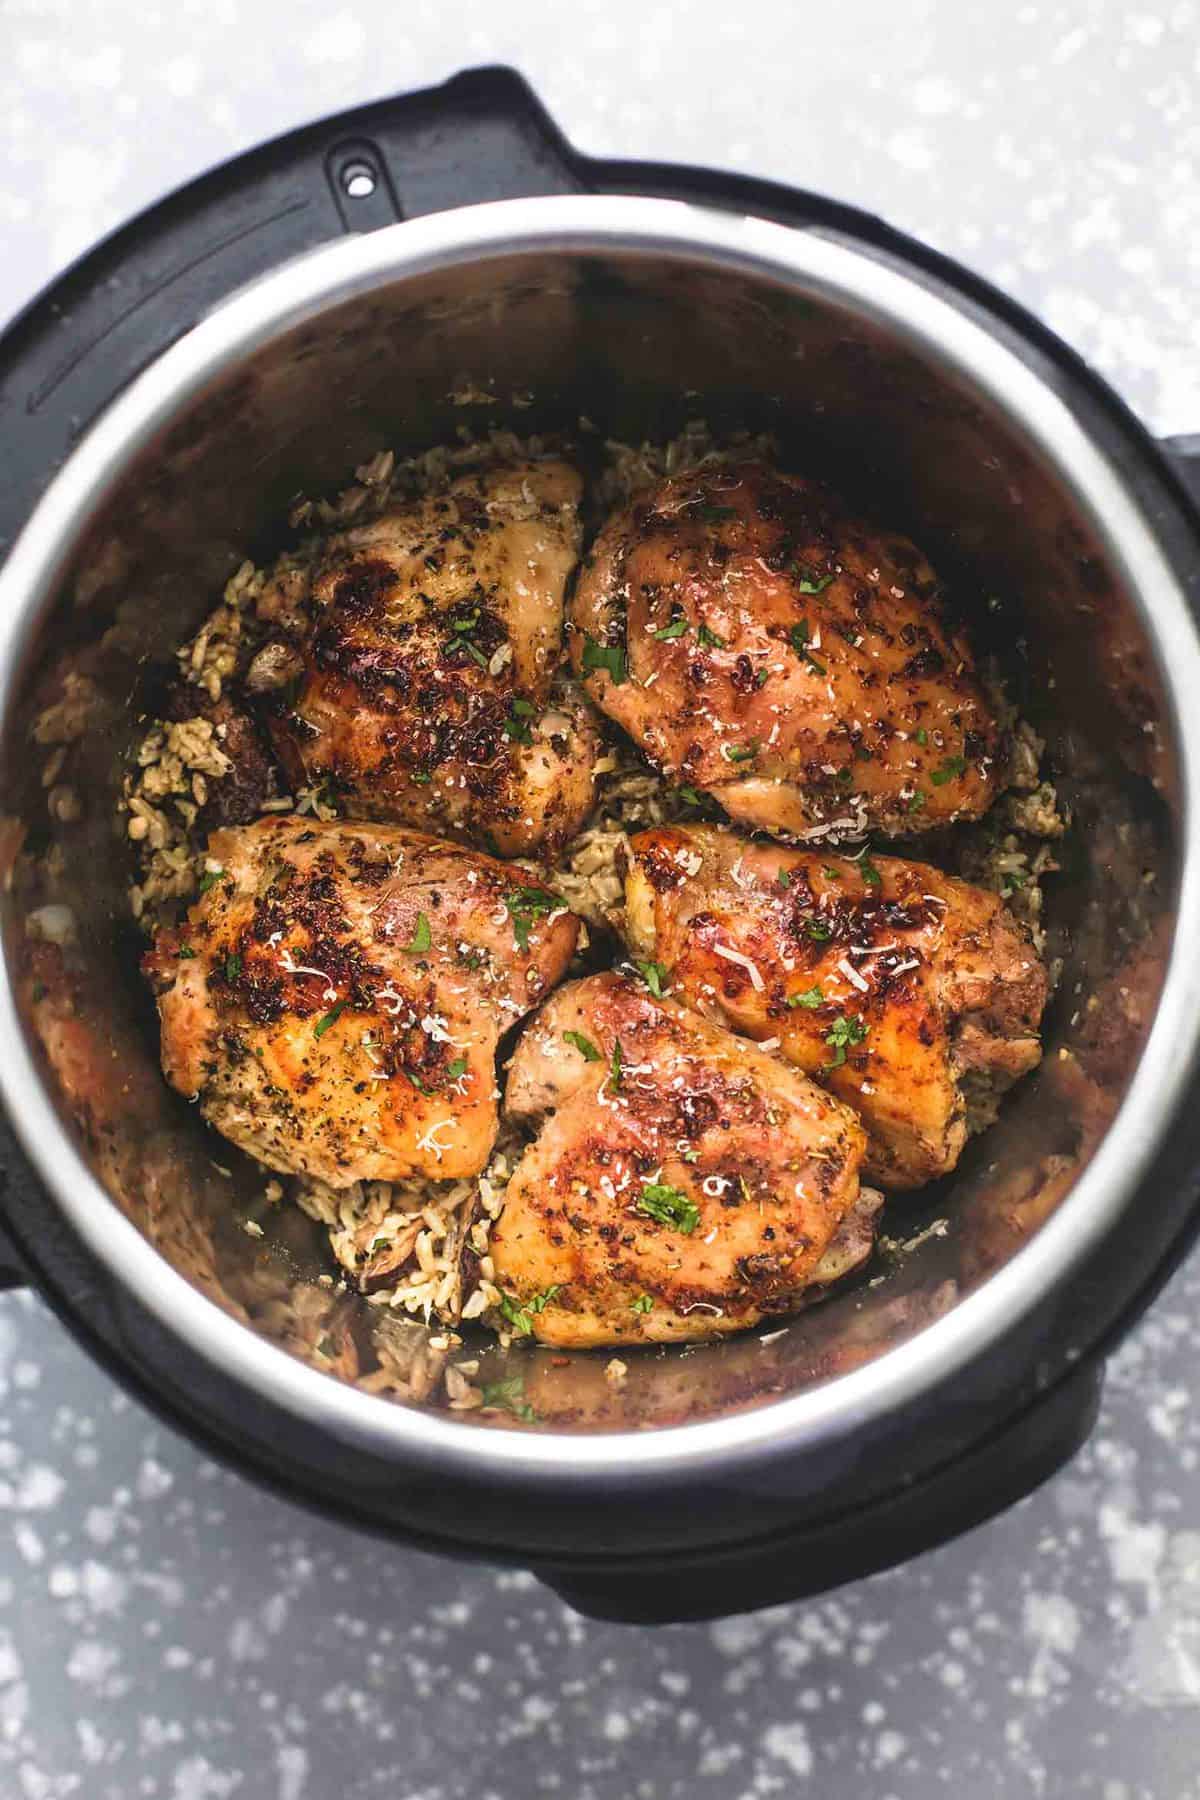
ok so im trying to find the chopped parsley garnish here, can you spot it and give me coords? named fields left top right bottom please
left=408, top=1072, right=430, bottom=1095
left=445, top=611, right=489, bottom=667
left=498, top=1285, right=562, bottom=1337
left=314, top=999, right=348, bottom=1038
left=607, top=1038, right=623, bottom=1094
left=914, top=728, right=928, bottom=746
left=636, top=1182, right=701, bottom=1235
left=653, top=615, right=690, bottom=641
left=178, top=945, right=197, bottom=959
left=630, top=1294, right=654, bottom=1315
left=445, top=1055, right=468, bottom=1082
left=789, top=985, right=825, bottom=1009
left=694, top=503, right=738, bottom=522
left=197, top=867, right=224, bottom=896
left=502, top=697, right=536, bottom=745
left=723, top=741, right=759, bottom=763
left=794, top=569, right=833, bottom=594
left=633, top=958, right=670, bottom=998
left=907, top=790, right=926, bottom=814
left=805, top=918, right=832, bottom=941
left=696, top=623, right=726, bottom=649
left=506, top=885, right=561, bottom=951
left=480, top=1375, right=538, bottom=1422
left=823, top=1013, right=869, bottom=1070
left=224, top=953, right=242, bottom=982
left=582, top=636, right=627, bottom=685
left=777, top=869, right=791, bottom=890
left=404, top=913, right=432, bottom=954
left=370, top=1236, right=391, bottom=1253
left=316, top=1336, right=335, bottom=1359
left=930, top=754, right=968, bottom=786
left=835, top=767, right=853, bottom=785
left=680, top=785, right=705, bottom=807
left=411, top=770, right=433, bottom=784
left=789, top=620, right=827, bottom=675
left=859, top=855, right=882, bottom=889
left=822, top=865, right=842, bottom=880
left=563, top=1030, right=602, bottom=1062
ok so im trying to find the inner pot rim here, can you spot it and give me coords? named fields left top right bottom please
left=1, top=192, right=1198, bottom=1483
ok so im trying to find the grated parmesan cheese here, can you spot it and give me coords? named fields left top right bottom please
left=713, top=942, right=765, bottom=991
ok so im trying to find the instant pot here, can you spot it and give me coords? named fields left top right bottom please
left=1, top=68, right=1199, bottom=1624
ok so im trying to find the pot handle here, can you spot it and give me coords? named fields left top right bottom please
left=536, top=1358, right=1102, bottom=1624
left=0, top=68, right=584, bottom=555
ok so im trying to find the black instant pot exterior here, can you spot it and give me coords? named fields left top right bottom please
left=2, top=67, right=1200, bottom=1623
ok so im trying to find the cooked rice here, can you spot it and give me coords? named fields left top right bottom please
left=291, top=1119, right=522, bottom=1331
left=110, top=420, right=1069, bottom=1408
left=550, top=732, right=700, bottom=928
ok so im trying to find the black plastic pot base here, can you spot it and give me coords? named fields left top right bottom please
left=540, top=1361, right=1102, bottom=1624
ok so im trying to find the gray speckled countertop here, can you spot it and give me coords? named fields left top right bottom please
left=3, top=5, right=1200, bottom=1795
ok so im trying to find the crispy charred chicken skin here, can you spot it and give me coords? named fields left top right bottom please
left=488, top=971, right=869, bottom=1348
left=624, top=823, right=1046, bottom=1188
left=143, top=817, right=578, bottom=1187
left=259, top=460, right=599, bottom=857
left=571, top=459, right=1000, bottom=839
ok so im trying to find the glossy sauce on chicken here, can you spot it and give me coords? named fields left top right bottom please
left=488, top=972, right=868, bottom=1346
left=624, top=823, right=1047, bottom=1188
left=260, top=460, right=600, bottom=857
left=143, top=817, right=578, bottom=1190
left=571, top=458, right=1000, bottom=838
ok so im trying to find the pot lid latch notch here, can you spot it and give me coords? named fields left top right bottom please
left=326, top=140, right=404, bottom=233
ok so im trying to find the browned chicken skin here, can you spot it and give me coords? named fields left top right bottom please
left=624, top=824, right=1047, bottom=1188
left=143, top=817, right=578, bottom=1186
left=488, top=972, right=868, bottom=1348
left=571, top=459, right=1000, bottom=838
left=260, top=460, right=600, bottom=857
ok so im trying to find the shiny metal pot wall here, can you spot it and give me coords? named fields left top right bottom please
left=1, top=196, right=1199, bottom=1503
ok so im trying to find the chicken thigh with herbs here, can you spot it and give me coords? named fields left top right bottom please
left=487, top=971, right=870, bottom=1348
left=258, top=460, right=600, bottom=857
left=623, top=823, right=1047, bottom=1188
left=571, top=459, right=1000, bottom=839
left=143, top=816, right=578, bottom=1188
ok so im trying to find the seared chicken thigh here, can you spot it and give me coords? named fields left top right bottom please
left=489, top=972, right=868, bottom=1347
left=260, top=460, right=600, bottom=857
left=572, top=460, right=1000, bottom=838
left=624, top=824, right=1046, bottom=1188
left=144, top=817, right=578, bottom=1186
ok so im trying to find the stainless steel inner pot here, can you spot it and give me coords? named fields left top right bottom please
left=3, top=195, right=1200, bottom=1488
